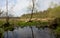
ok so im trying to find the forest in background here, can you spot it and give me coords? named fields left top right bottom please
left=21, top=5, right=60, bottom=19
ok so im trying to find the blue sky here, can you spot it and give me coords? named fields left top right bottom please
left=0, top=0, right=60, bottom=17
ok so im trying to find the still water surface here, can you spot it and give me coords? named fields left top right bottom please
left=4, top=26, right=56, bottom=38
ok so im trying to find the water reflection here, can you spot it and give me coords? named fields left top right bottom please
left=4, top=26, right=56, bottom=38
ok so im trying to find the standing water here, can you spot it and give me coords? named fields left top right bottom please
left=3, top=26, right=56, bottom=38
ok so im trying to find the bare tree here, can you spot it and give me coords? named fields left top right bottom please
left=29, top=0, right=36, bottom=38
left=29, top=0, right=35, bottom=21
left=4, top=0, right=15, bottom=38
left=5, top=0, right=9, bottom=23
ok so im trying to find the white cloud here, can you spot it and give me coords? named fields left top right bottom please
left=10, top=0, right=60, bottom=16
left=37, top=0, right=52, bottom=11
left=12, top=0, right=30, bottom=16
left=0, top=0, right=60, bottom=17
